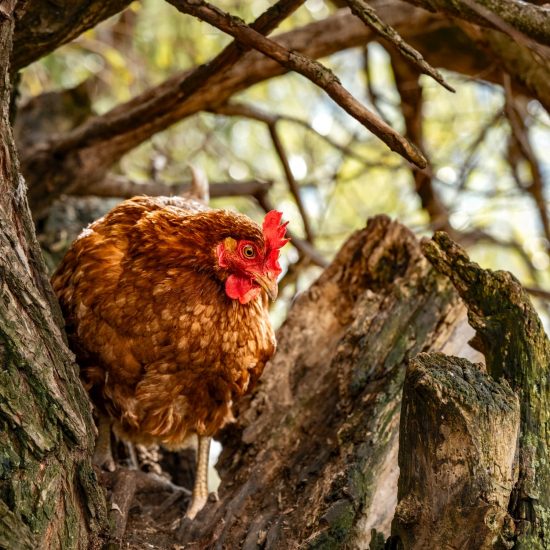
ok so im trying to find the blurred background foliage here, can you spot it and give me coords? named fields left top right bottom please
left=17, top=0, right=550, bottom=325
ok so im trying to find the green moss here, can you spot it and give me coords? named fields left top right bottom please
left=306, top=499, right=356, bottom=550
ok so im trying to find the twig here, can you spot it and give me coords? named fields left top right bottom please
left=345, top=0, right=454, bottom=92
left=503, top=74, right=550, bottom=251
left=169, top=0, right=427, bottom=169
left=524, top=286, right=550, bottom=302
left=388, top=50, right=450, bottom=231
left=73, top=174, right=273, bottom=200
left=268, top=125, right=315, bottom=243
left=209, top=102, right=314, bottom=243
left=456, top=109, right=503, bottom=192
left=457, top=228, right=542, bottom=284
left=210, top=102, right=386, bottom=168
left=363, top=45, right=393, bottom=126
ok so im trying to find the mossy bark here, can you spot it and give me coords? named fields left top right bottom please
left=422, top=233, right=550, bottom=548
left=0, top=11, right=106, bottom=550
left=391, top=353, right=520, bottom=549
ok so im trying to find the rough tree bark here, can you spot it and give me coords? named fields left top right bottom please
left=387, top=234, right=550, bottom=549
left=420, top=234, right=550, bottom=548
left=0, top=8, right=106, bottom=550
left=392, top=353, right=520, bottom=549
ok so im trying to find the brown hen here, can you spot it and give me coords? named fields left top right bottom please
left=51, top=195, right=288, bottom=519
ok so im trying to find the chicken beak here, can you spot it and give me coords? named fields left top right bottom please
left=253, top=272, right=278, bottom=301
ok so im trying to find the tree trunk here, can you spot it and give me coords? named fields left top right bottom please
left=0, top=11, right=106, bottom=550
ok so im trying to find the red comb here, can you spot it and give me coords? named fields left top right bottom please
left=262, top=210, right=289, bottom=250
left=262, top=210, right=289, bottom=275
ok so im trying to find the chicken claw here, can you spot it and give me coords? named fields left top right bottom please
left=185, top=435, right=211, bottom=519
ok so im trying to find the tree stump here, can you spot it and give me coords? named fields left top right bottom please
left=392, top=353, right=519, bottom=549
left=422, top=233, right=550, bottom=548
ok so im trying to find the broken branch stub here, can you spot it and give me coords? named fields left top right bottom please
left=391, top=352, right=519, bottom=549
left=422, top=232, right=550, bottom=547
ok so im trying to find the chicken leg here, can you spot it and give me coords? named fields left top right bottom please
left=185, top=435, right=211, bottom=519
left=93, top=413, right=116, bottom=472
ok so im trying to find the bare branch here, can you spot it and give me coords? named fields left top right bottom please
left=457, top=228, right=543, bottom=284
left=209, top=102, right=315, bottom=243
left=168, top=0, right=427, bottom=169
left=12, top=1, right=133, bottom=72
left=72, top=174, right=274, bottom=201
left=503, top=75, right=550, bottom=251
left=388, top=49, right=450, bottom=231
left=459, top=0, right=549, bottom=60
left=345, top=0, right=455, bottom=92
left=524, top=286, right=550, bottom=302
left=267, top=125, right=316, bottom=243
left=256, top=193, right=328, bottom=268
left=211, top=102, right=382, bottom=167
left=363, top=45, right=393, bottom=126
left=456, top=109, right=503, bottom=191
left=404, top=0, right=550, bottom=48
left=34, top=0, right=305, bottom=156
left=22, top=6, right=548, bottom=219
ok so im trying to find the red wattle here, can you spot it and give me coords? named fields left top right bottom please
left=225, top=275, right=260, bottom=304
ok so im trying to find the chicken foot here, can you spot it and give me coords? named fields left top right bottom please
left=93, top=413, right=116, bottom=472
left=185, top=435, right=211, bottom=520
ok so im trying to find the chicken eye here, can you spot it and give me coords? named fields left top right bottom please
left=242, top=245, right=256, bottom=259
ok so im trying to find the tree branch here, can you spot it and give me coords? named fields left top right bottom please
left=345, top=0, right=455, bottom=92
left=388, top=49, right=450, bottom=231
left=404, top=0, right=550, bottom=48
left=167, top=0, right=427, bottom=169
left=12, top=0, right=133, bottom=72
left=267, top=125, right=316, bottom=243
left=211, top=101, right=382, bottom=167
left=459, top=0, right=548, bottom=59
left=21, top=5, right=549, bottom=219
left=32, top=0, right=306, bottom=155
left=256, top=193, right=328, bottom=268
left=503, top=76, right=550, bottom=252
left=524, top=286, right=550, bottom=302
left=209, top=102, right=315, bottom=243
left=456, top=108, right=503, bottom=191
left=71, top=174, right=274, bottom=201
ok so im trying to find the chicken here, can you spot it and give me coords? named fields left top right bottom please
left=51, top=195, right=289, bottom=519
